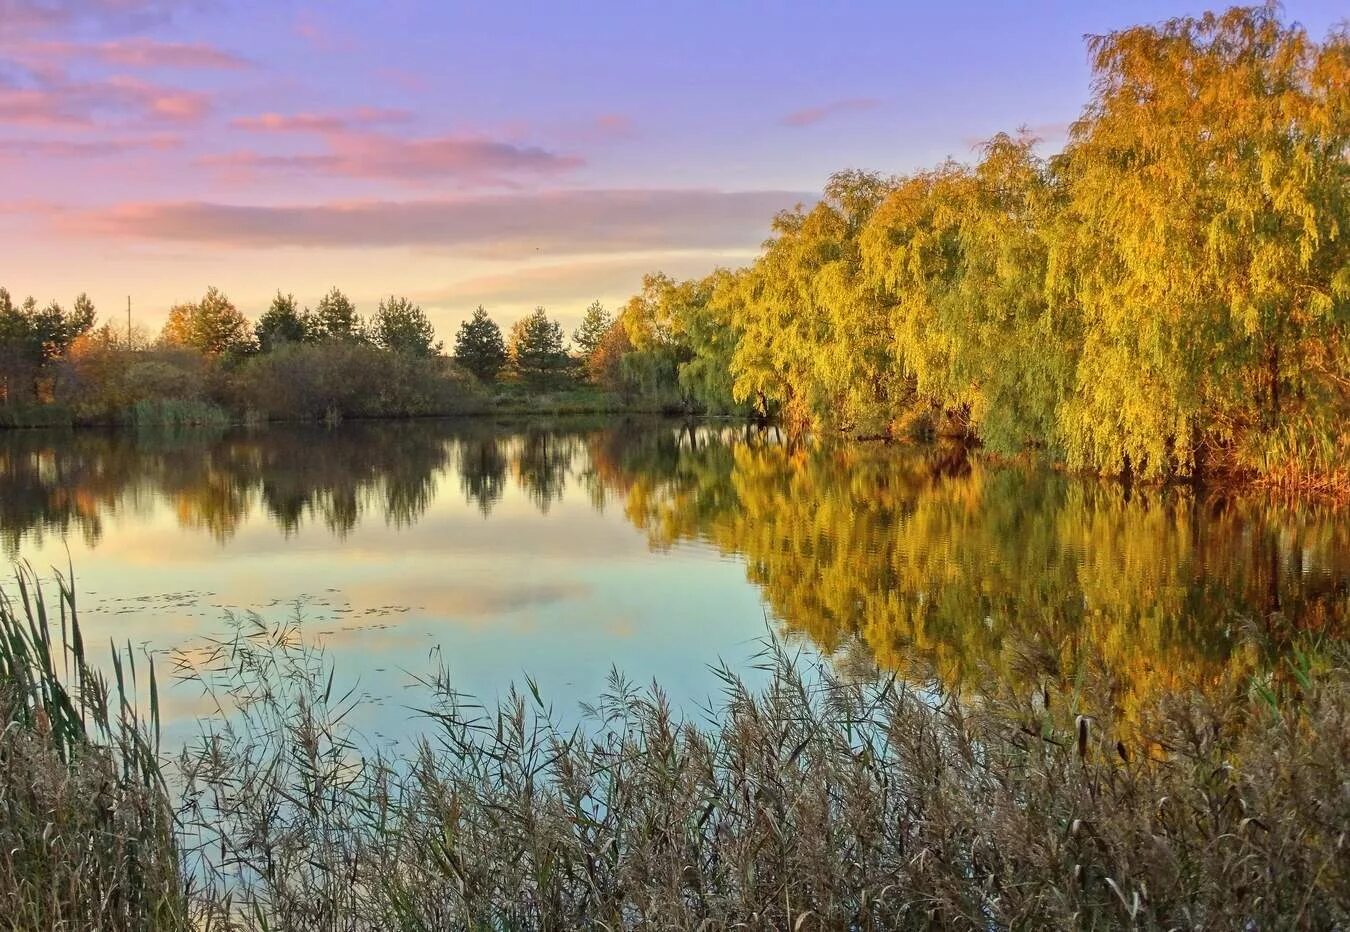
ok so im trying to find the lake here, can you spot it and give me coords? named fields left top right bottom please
left=2, top=417, right=1345, bottom=745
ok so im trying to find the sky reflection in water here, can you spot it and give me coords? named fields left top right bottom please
left=1, top=418, right=1345, bottom=747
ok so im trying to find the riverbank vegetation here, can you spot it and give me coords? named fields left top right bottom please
left=591, top=7, right=1348, bottom=492
left=0, top=284, right=675, bottom=430
left=2, top=565, right=1347, bottom=930
left=1, top=5, right=1345, bottom=492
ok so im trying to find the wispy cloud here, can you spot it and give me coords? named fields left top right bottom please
left=592, top=114, right=635, bottom=137
left=1, top=0, right=204, bottom=37
left=73, top=188, right=809, bottom=256
left=0, top=71, right=211, bottom=125
left=230, top=108, right=413, bottom=134
left=201, top=131, right=583, bottom=184
left=292, top=8, right=352, bottom=52
left=18, top=38, right=248, bottom=69
left=0, top=133, right=181, bottom=158
left=960, top=122, right=1074, bottom=152
left=781, top=97, right=880, bottom=128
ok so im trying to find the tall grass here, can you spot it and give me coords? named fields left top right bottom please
left=3, top=572, right=1348, bottom=929
left=0, top=564, right=183, bottom=931
left=127, top=398, right=232, bottom=429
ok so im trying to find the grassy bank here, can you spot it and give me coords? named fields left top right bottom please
left=0, top=386, right=680, bottom=431
left=3, top=566, right=1348, bottom=930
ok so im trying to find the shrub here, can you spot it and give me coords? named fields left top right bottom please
left=236, top=341, right=480, bottom=420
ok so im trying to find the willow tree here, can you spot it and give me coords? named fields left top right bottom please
left=809, top=170, right=910, bottom=436
left=680, top=269, right=743, bottom=413
left=861, top=136, right=1073, bottom=452
left=724, top=208, right=826, bottom=425
left=1058, top=7, right=1349, bottom=479
left=728, top=171, right=901, bottom=432
left=615, top=270, right=742, bottom=411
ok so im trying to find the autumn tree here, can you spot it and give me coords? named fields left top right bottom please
left=586, top=319, right=634, bottom=392
left=372, top=295, right=441, bottom=357
left=508, top=307, right=569, bottom=386
left=861, top=139, right=1070, bottom=450
left=453, top=306, right=508, bottom=382
left=1056, top=7, right=1349, bottom=479
left=162, top=286, right=251, bottom=356
left=722, top=170, right=903, bottom=432
left=255, top=291, right=308, bottom=352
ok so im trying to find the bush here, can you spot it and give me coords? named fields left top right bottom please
left=0, top=402, right=74, bottom=428
left=62, top=341, right=217, bottom=425
left=236, top=341, right=481, bottom=421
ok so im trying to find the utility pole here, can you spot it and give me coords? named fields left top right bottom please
left=127, top=296, right=132, bottom=347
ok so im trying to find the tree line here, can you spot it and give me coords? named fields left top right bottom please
left=0, top=281, right=631, bottom=423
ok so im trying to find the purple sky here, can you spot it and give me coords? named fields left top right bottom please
left=2, top=0, right=1344, bottom=336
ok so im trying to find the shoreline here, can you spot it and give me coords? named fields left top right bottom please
left=3, top=407, right=1346, bottom=505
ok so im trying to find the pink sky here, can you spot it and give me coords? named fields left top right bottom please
left=1, top=0, right=1343, bottom=337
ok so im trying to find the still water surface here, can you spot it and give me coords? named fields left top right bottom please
left=2, top=417, right=1345, bottom=743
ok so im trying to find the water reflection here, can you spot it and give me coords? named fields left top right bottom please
left=602, top=436, right=1348, bottom=729
left=1, top=420, right=1345, bottom=731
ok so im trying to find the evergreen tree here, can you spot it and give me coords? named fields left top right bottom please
left=572, top=300, right=611, bottom=368
left=372, top=295, right=441, bottom=357
left=0, top=287, right=96, bottom=402
left=508, top=307, right=568, bottom=386
left=312, top=286, right=363, bottom=342
left=453, top=306, right=508, bottom=382
left=255, top=291, right=308, bottom=352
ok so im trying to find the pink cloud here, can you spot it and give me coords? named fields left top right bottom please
left=91, top=38, right=247, bottom=69
left=0, top=71, right=211, bottom=126
left=105, top=74, right=210, bottom=121
left=292, top=8, right=352, bottom=51
left=72, top=188, right=810, bottom=255
left=0, top=0, right=201, bottom=37
left=17, top=39, right=247, bottom=69
left=0, top=133, right=181, bottom=158
left=437, top=252, right=744, bottom=307
left=593, top=114, right=635, bottom=137
left=229, top=107, right=413, bottom=134
left=960, top=122, right=1073, bottom=152
left=781, top=97, right=880, bottom=128
left=374, top=67, right=428, bottom=93
left=201, top=131, right=582, bottom=183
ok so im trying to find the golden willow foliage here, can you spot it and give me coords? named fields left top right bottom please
left=601, top=433, right=1348, bottom=735
left=616, top=7, right=1348, bottom=484
left=1058, top=6, right=1349, bottom=482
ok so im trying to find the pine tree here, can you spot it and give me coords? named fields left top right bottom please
left=255, top=291, right=308, bottom=352
left=508, top=307, right=568, bottom=386
left=312, top=286, right=363, bottom=342
left=572, top=300, right=612, bottom=368
left=373, top=295, right=441, bottom=357
left=453, top=306, right=508, bottom=382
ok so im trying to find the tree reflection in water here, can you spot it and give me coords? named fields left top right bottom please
left=1, top=419, right=1344, bottom=733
